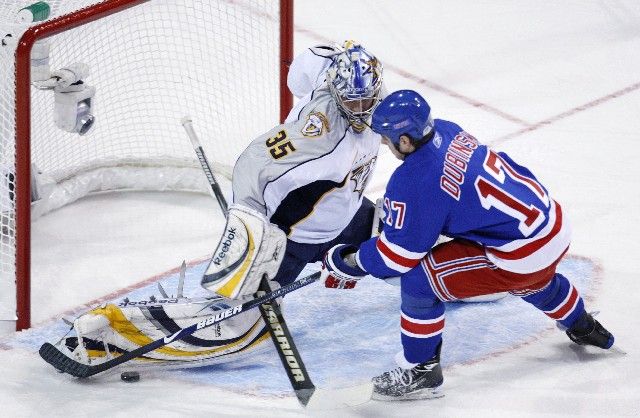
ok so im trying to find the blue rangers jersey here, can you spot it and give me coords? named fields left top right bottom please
left=357, top=119, right=571, bottom=277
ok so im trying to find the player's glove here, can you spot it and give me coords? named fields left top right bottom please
left=321, top=244, right=367, bottom=289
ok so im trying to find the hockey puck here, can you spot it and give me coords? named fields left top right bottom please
left=120, top=371, right=140, bottom=382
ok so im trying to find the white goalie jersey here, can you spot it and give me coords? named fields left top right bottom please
left=233, top=85, right=381, bottom=244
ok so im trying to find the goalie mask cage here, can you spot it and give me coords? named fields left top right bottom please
left=0, top=0, right=294, bottom=331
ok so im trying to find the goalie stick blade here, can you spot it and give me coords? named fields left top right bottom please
left=304, top=382, right=374, bottom=410
left=39, top=343, right=93, bottom=378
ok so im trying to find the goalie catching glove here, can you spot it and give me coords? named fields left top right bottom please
left=202, top=204, right=286, bottom=299
left=321, top=244, right=367, bottom=289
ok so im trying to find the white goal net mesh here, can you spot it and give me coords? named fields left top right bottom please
left=0, top=0, right=286, bottom=325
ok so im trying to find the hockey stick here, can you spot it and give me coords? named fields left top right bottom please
left=181, top=117, right=373, bottom=408
left=255, top=279, right=374, bottom=409
left=38, top=272, right=320, bottom=378
left=257, top=279, right=316, bottom=405
left=181, top=116, right=228, bottom=214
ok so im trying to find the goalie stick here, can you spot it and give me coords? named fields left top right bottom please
left=38, top=271, right=320, bottom=378
left=181, top=117, right=373, bottom=408
left=181, top=116, right=228, bottom=214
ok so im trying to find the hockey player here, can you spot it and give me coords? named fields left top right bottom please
left=320, top=90, right=615, bottom=400
left=52, top=42, right=385, bottom=370
left=202, top=41, right=385, bottom=299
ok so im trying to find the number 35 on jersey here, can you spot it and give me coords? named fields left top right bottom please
left=266, top=130, right=296, bottom=159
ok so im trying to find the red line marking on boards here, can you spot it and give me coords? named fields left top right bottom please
left=489, top=82, right=640, bottom=147
left=294, top=26, right=530, bottom=127
left=296, top=26, right=640, bottom=147
left=366, top=81, right=640, bottom=199
left=234, top=4, right=636, bottom=147
left=389, top=66, right=532, bottom=127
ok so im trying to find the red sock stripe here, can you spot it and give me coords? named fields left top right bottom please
left=401, top=317, right=445, bottom=336
left=546, top=286, right=579, bottom=320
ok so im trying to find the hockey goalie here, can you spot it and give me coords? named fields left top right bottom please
left=43, top=40, right=380, bottom=373
left=50, top=204, right=286, bottom=370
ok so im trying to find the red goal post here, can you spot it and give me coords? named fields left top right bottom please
left=2, top=0, right=293, bottom=330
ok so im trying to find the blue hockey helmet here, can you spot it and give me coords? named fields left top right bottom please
left=371, top=89, right=434, bottom=145
left=326, top=41, right=383, bottom=130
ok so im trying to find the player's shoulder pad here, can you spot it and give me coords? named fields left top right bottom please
left=237, top=88, right=349, bottom=164
left=288, top=44, right=338, bottom=99
left=434, top=118, right=465, bottom=136
left=291, top=87, right=348, bottom=142
left=387, top=145, right=447, bottom=201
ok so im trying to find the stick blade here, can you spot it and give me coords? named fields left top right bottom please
left=304, top=382, right=373, bottom=410
left=39, top=343, right=92, bottom=378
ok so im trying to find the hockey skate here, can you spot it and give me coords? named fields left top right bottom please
left=566, top=312, right=614, bottom=349
left=372, top=344, right=444, bottom=401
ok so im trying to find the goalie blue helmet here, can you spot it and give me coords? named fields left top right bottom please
left=326, top=41, right=383, bottom=130
left=371, top=89, right=434, bottom=145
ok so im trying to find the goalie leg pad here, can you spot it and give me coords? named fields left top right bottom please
left=68, top=297, right=268, bottom=364
left=202, top=204, right=287, bottom=299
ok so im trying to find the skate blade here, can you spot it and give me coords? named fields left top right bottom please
left=610, top=345, right=627, bottom=355
left=371, top=386, right=444, bottom=401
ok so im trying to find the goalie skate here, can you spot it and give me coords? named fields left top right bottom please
left=53, top=295, right=271, bottom=372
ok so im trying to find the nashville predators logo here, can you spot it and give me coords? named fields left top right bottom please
left=365, top=57, right=381, bottom=80
left=301, top=112, right=329, bottom=137
left=350, top=157, right=377, bottom=198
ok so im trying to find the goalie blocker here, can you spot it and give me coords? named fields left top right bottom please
left=202, top=204, right=287, bottom=299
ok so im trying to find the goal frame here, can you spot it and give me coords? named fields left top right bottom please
left=12, top=0, right=294, bottom=330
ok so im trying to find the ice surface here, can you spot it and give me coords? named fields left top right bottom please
left=5, top=256, right=600, bottom=394
left=1, top=1, right=639, bottom=416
